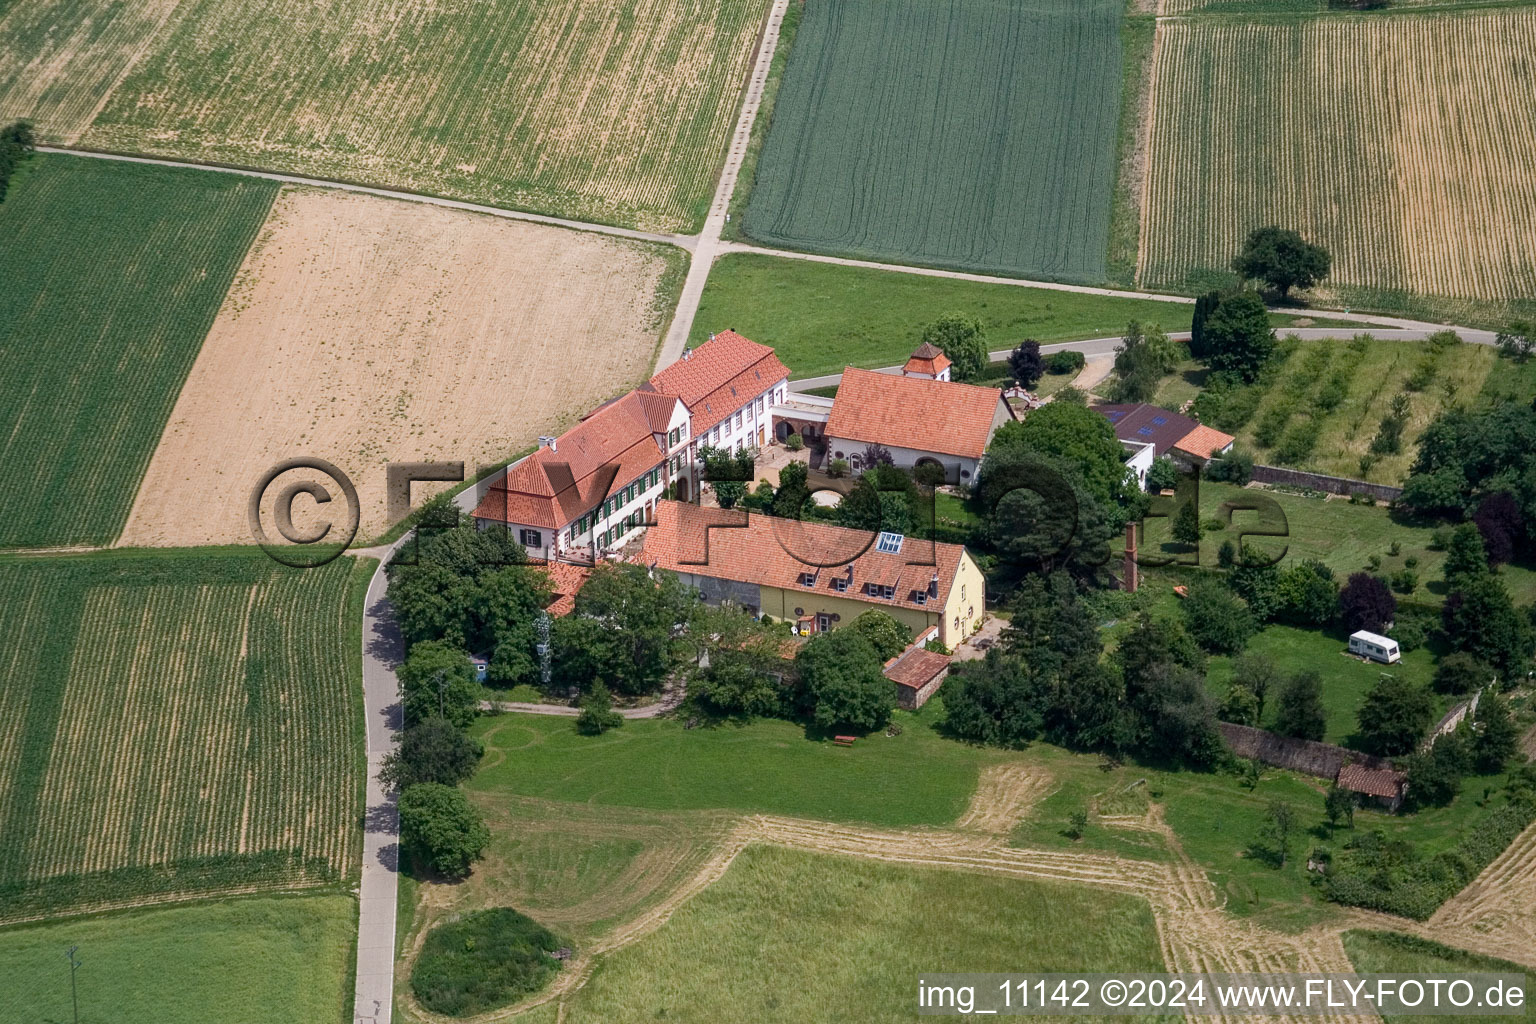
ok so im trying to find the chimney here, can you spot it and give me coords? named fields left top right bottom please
left=928, top=573, right=939, bottom=599
left=538, top=435, right=558, bottom=453
left=683, top=347, right=692, bottom=360
left=1124, top=522, right=1139, bottom=593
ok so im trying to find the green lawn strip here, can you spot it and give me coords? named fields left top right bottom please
left=1342, top=931, right=1535, bottom=1024
left=720, top=0, right=804, bottom=243
left=0, top=894, right=357, bottom=1024
left=692, top=253, right=1197, bottom=377
left=465, top=699, right=1000, bottom=828
left=0, top=549, right=362, bottom=919
left=557, top=844, right=1169, bottom=1024
left=1107, top=11, right=1155, bottom=286
left=0, top=153, right=278, bottom=548
left=1137, top=481, right=1536, bottom=607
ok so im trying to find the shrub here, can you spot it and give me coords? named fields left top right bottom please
left=784, top=432, right=804, bottom=451
left=1181, top=580, right=1256, bottom=654
left=1204, top=447, right=1254, bottom=485
left=410, top=908, right=567, bottom=1016
left=1390, top=568, right=1419, bottom=595
left=827, top=458, right=849, bottom=478
left=575, top=682, right=623, bottom=735
left=1046, top=350, right=1085, bottom=375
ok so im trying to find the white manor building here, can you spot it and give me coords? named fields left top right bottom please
left=473, top=331, right=788, bottom=561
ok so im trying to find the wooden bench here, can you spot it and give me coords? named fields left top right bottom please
left=833, top=735, right=856, bottom=747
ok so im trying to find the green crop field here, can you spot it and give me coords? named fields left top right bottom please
left=0, top=551, right=369, bottom=922
left=0, top=0, right=768, bottom=231
left=557, top=845, right=1165, bottom=1023
left=0, top=154, right=276, bottom=549
left=0, top=894, right=356, bottom=1024
left=1140, top=7, right=1536, bottom=320
left=744, top=0, right=1124, bottom=281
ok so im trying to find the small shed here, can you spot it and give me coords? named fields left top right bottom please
left=1337, top=762, right=1407, bottom=812
left=1348, top=630, right=1400, bottom=664
left=883, top=628, right=950, bottom=709
left=468, top=651, right=491, bottom=683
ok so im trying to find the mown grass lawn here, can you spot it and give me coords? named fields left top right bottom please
left=0, top=894, right=356, bottom=1024
left=466, top=699, right=1000, bottom=828
left=1342, top=931, right=1536, bottom=1024
left=558, top=845, right=1168, bottom=1024
left=1137, top=481, right=1536, bottom=607
left=692, top=253, right=1198, bottom=377
left=1205, top=625, right=1440, bottom=747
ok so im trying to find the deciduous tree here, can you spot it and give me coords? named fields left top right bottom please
left=1355, top=674, right=1436, bottom=757
left=921, top=312, right=987, bottom=381
left=1232, top=226, right=1331, bottom=299
left=399, top=783, right=491, bottom=878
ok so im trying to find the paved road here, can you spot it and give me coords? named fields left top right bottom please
left=352, top=541, right=411, bottom=1024
left=37, top=146, right=694, bottom=251
left=654, top=0, right=791, bottom=369
left=786, top=327, right=1498, bottom=392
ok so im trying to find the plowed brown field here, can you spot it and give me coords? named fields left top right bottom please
left=119, top=188, right=679, bottom=546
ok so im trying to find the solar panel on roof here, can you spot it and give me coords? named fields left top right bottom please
left=1137, top=426, right=1153, bottom=436
left=1152, top=416, right=1167, bottom=425
left=876, top=532, right=904, bottom=554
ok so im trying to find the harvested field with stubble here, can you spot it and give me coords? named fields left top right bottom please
left=119, top=188, right=683, bottom=547
left=1140, top=7, right=1536, bottom=313
left=0, top=552, right=369, bottom=923
left=0, top=0, right=769, bottom=230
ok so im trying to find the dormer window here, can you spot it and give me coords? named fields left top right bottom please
left=799, top=570, right=817, bottom=587
left=831, top=576, right=848, bottom=592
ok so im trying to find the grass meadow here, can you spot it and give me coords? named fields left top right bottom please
left=0, top=154, right=276, bottom=548
left=0, top=894, right=356, bottom=1024
left=0, top=550, right=370, bottom=922
left=36, top=0, right=769, bottom=231
left=468, top=700, right=1000, bottom=828
left=744, top=0, right=1124, bottom=280
left=1342, top=931, right=1536, bottom=1024
left=1136, top=480, right=1536, bottom=607
left=1140, top=6, right=1536, bottom=321
left=692, top=253, right=1197, bottom=377
left=1012, top=739, right=1520, bottom=930
left=557, top=845, right=1167, bottom=1024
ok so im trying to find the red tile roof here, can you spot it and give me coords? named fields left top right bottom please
left=883, top=645, right=950, bottom=690
left=537, top=562, right=591, bottom=617
left=1174, top=424, right=1236, bottom=460
left=472, top=391, right=666, bottom=529
left=825, top=368, right=1009, bottom=460
left=639, top=500, right=968, bottom=614
left=1337, top=763, right=1407, bottom=800
left=902, top=341, right=952, bottom=377
left=645, top=330, right=790, bottom=434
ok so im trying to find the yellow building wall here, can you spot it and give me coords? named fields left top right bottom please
left=759, top=586, right=939, bottom=641
left=758, top=548, right=986, bottom=649
left=939, top=550, right=987, bottom=648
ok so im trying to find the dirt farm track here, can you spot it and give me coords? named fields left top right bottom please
left=119, top=187, right=677, bottom=546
